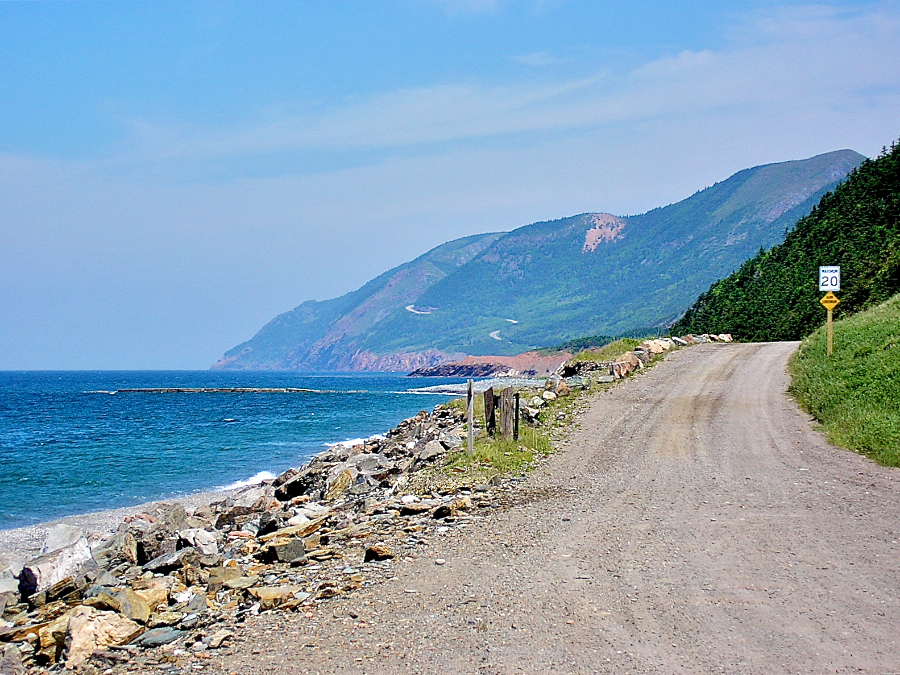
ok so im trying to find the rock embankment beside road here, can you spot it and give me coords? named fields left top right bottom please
left=0, top=403, right=535, bottom=672
left=563, top=333, right=733, bottom=380
left=0, top=332, right=730, bottom=673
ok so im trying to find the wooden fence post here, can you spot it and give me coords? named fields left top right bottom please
left=500, top=387, right=515, bottom=440
left=467, top=379, right=474, bottom=456
left=483, top=386, right=496, bottom=437
left=514, top=392, right=520, bottom=441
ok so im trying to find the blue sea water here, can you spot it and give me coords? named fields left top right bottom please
left=0, top=371, right=463, bottom=530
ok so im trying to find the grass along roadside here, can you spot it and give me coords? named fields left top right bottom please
left=789, top=292, right=900, bottom=466
left=570, top=338, right=642, bottom=363
left=420, top=337, right=672, bottom=491
left=433, top=391, right=561, bottom=486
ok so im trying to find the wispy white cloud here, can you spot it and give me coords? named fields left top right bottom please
left=112, top=3, right=899, bottom=171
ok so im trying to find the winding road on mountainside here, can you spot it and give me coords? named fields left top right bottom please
left=209, top=342, right=900, bottom=675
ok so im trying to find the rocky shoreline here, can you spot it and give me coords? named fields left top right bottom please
left=0, top=398, right=520, bottom=673
left=0, top=334, right=730, bottom=673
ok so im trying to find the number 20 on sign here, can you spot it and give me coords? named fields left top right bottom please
left=819, top=266, right=840, bottom=292
left=819, top=266, right=840, bottom=356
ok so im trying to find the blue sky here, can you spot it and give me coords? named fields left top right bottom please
left=1, top=0, right=898, bottom=369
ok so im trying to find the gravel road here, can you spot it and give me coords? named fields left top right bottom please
left=207, top=342, right=900, bottom=675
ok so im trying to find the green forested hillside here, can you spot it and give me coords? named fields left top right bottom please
left=673, top=141, right=900, bottom=340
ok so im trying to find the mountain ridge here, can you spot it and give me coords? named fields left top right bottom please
left=214, top=149, right=865, bottom=371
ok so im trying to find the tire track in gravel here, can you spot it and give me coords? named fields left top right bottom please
left=207, top=342, right=900, bottom=675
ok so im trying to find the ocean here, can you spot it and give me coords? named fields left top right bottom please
left=0, top=371, right=464, bottom=530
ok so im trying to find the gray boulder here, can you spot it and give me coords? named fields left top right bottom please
left=0, top=644, right=26, bottom=675
left=232, top=485, right=276, bottom=510
left=176, top=529, right=219, bottom=556
left=439, top=431, right=463, bottom=449
left=274, top=467, right=323, bottom=501
left=18, top=537, right=94, bottom=597
left=417, top=441, right=446, bottom=463
left=142, top=547, right=200, bottom=574
left=40, top=524, right=86, bottom=555
left=131, top=627, right=184, bottom=648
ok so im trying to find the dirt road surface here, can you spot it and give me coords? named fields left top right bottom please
left=207, top=342, right=900, bottom=675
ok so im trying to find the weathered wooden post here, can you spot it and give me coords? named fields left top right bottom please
left=500, top=387, right=515, bottom=440
left=483, top=386, right=496, bottom=437
left=467, top=379, right=474, bottom=456
left=514, top=392, right=520, bottom=441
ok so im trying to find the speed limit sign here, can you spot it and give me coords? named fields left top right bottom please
left=819, top=266, right=840, bottom=292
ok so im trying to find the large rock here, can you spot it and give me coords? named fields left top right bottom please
left=439, top=431, right=463, bottom=449
left=0, top=644, right=25, bottom=675
left=176, top=529, right=219, bottom=556
left=353, top=453, right=388, bottom=473
left=248, top=585, right=306, bottom=610
left=139, top=504, right=189, bottom=560
left=65, top=606, right=143, bottom=668
left=232, top=485, right=275, bottom=509
left=223, top=576, right=258, bottom=591
left=36, top=609, right=73, bottom=663
left=92, top=531, right=139, bottom=568
left=565, top=375, right=589, bottom=390
left=641, top=340, right=665, bottom=354
left=142, top=547, right=200, bottom=574
left=131, top=577, right=174, bottom=610
left=616, top=352, right=641, bottom=372
left=324, top=468, right=354, bottom=501
left=19, top=537, right=94, bottom=597
left=84, top=587, right=152, bottom=624
left=147, top=504, right=188, bottom=532
left=417, top=441, right=446, bottom=463
left=257, top=537, right=306, bottom=564
left=274, top=467, right=323, bottom=501
left=258, top=519, right=325, bottom=542
left=39, top=524, right=86, bottom=556
left=131, top=626, right=184, bottom=648
left=632, top=348, right=651, bottom=364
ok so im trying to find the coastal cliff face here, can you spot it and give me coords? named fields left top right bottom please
left=211, top=234, right=496, bottom=371
left=409, top=351, right=573, bottom=378
left=213, top=149, right=865, bottom=372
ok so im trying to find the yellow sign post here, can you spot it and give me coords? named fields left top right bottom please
left=820, top=291, right=840, bottom=356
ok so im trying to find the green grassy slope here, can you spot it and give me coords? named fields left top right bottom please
left=789, top=292, right=900, bottom=466
left=673, top=140, right=900, bottom=340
